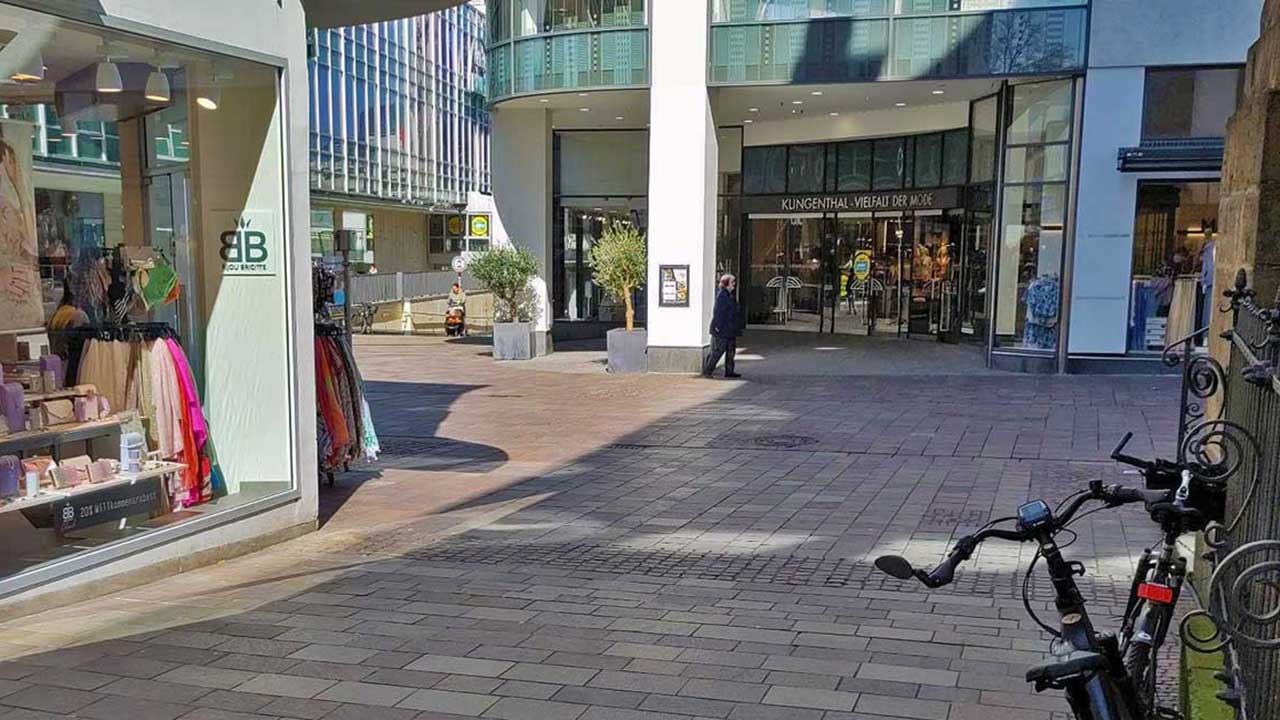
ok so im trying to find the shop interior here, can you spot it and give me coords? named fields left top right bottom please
left=0, top=6, right=292, bottom=579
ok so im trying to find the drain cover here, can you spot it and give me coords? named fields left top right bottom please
left=754, top=434, right=819, bottom=449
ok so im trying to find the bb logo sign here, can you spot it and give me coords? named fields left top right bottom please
left=219, top=214, right=276, bottom=276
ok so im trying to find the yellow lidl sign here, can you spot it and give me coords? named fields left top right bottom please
left=470, top=214, right=490, bottom=239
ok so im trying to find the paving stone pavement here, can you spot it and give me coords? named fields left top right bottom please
left=0, top=336, right=1188, bottom=720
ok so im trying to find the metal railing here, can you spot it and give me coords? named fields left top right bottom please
left=1170, top=270, right=1280, bottom=720
left=348, top=270, right=479, bottom=305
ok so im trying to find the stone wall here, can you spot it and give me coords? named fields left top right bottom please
left=1212, top=0, right=1280, bottom=364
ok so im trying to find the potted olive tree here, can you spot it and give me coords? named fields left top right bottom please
left=588, top=220, right=648, bottom=373
left=468, top=245, right=540, bottom=360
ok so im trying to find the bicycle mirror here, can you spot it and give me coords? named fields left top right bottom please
left=874, top=555, right=916, bottom=580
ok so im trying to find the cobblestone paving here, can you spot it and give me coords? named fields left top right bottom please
left=0, top=336, right=1187, bottom=720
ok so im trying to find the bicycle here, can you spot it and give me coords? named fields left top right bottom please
left=874, top=433, right=1225, bottom=720
left=354, top=303, right=377, bottom=335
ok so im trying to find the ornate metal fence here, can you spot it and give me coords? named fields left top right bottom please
left=1170, top=270, right=1280, bottom=720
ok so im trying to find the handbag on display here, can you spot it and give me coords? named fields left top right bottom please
left=52, top=456, right=92, bottom=489
left=88, top=459, right=114, bottom=485
left=41, top=399, right=76, bottom=427
left=74, top=396, right=100, bottom=422
left=0, top=456, right=19, bottom=498
left=0, top=383, right=23, bottom=434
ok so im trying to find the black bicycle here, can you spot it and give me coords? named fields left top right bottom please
left=875, top=434, right=1224, bottom=720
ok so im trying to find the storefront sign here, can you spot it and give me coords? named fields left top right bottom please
left=218, top=210, right=278, bottom=276
left=742, top=187, right=962, bottom=215
left=447, top=215, right=465, bottom=236
left=52, top=477, right=165, bottom=535
left=659, top=265, right=690, bottom=307
left=853, top=251, right=873, bottom=281
left=470, top=214, right=490, bottom=239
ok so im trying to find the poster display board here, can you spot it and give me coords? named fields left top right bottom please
left=659, top=265, right=690, bottom=307
left=0, top=121, right=39, bottom=332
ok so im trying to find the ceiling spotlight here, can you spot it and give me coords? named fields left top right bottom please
left=829, top=112, right=840, bottom=117
left=197, top=87, right=221, bottom=110
left=743, top=119, right=754, bottom=124
left=577, top=92, right=588, bottom=97
left=538, top=98, right=549, bottom=103
left=791, top=100, right=804, bottom=105
left=810, top=90, right=824, bottom=96
left=932, top=89, right=946, bottom=95
left=579, top=107, right=590, bottom=112
left=95, top=59, right=124, bottom=94
left=895, top=102, right=907, bottom=107
left=748, top=107, right=759, bottom=113
left=615, top=116, right=624, bottom=121
left=10, top=51, right=43, bottom=83
left=145, top=68, right=172, bottom=103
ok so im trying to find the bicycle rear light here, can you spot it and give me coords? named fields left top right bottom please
left=1137, top=582, right=1175, bottom=605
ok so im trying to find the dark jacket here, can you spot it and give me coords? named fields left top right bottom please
left=710, top=287, right=743, bottom=339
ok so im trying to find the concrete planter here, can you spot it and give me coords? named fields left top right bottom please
left=493, top=322, right=533, bottom=361
left=607, top=328, right=648, bottom=374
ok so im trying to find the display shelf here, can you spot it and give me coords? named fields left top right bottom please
left=22, top=389, right=86, bottom=404
left=0, top=416, right=123, bottom=459
left=0, top=463, right=181, bottom=517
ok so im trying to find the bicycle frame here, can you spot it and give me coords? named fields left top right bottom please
left=1035, top=530, right=1144, bottom=720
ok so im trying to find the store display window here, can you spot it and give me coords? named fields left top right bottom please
left=0, top=5, right=295, bottom=583
left=1128, top=181, right=1220, bottom=352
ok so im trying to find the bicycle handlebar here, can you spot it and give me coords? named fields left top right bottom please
left=877, top=482, right=1171, bottom=589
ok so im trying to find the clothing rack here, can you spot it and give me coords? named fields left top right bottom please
left=50, top=322, right=178, bottom=343
left=314, top=323, right=347, bottom=338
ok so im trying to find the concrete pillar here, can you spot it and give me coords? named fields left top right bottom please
left=491, top=107, right=553, bottom=355
left=645, top=0, right=718, bottom=373
left=1212, top=0, right=1280, bottom=367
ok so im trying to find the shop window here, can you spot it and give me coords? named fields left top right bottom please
left=942, top=128, right=968, bottom=186
left=787, top=144, right=825, bottom=193
left=837, top=141, right=872, bottom=192
left=994, top=79, right=1076, bottom=353
left=1142, top=67, right=1243, bottom=140
left=555, top=199, right=647, bottom=322
left=0, top=4, right=296, bottom=583
left=744, top=146, right=787, bottom=194
left=872, top=138, right=904, bottom=190
left=429, top=214, right=446, bottom=254
left=914, top=133, right=942, bottom=188
left=1128, top=182, right=1220, bottom=352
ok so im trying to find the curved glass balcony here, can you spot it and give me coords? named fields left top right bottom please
left=487, top=1, right=649, bottom=102
left=710, top=2, right=1088, bottom=85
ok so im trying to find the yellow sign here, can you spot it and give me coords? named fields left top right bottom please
left=470, top=214, right=490, bottom=239
left=853, top=251, right=873, bottom=281
left=446, top=215, right=464, bottom=236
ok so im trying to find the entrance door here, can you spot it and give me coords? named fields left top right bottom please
left=745, top=215, right=825, bottom=330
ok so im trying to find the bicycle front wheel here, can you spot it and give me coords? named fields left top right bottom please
left=1122, top=637, right=1156, bottom=711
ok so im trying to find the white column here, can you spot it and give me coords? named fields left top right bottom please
left=645, top=0, right=718, bottom=372
left=490, top=106, right=554, bottom=353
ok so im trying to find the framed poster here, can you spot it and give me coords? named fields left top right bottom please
left=659, top=265, right=690, bottom=308
left=0, top=121, right=39, bottom=332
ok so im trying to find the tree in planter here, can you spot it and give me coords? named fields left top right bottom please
left=587, top=220, right=647, bottom=331
left=467, top=245, right=540, bottom=323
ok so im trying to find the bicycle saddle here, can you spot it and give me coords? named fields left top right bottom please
left=1026, top=651, right=1109, bottom=689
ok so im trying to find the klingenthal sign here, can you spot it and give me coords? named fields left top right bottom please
left=742, top=187, right=961, bottom=214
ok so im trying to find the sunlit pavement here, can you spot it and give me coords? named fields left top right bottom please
left=0, top=334, right=1182, bottom=720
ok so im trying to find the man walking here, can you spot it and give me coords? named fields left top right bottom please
left=703, top=274, right=743, bottom=379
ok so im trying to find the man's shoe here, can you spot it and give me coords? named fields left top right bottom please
left=725, top=372, right=742, bottom=379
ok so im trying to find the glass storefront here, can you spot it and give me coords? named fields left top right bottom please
left=1129, top=181, right=1220, bottom=352
left=992, top=78, right=1077, bottom=353
left=0, top=5, right=294, bottom=583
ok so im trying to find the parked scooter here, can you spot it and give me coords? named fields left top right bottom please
left=446, top=283, right=467, bottom=337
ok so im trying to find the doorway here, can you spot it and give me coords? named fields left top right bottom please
left=746, top=211, right=980, bottom=341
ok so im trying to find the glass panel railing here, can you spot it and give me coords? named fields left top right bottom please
left=489, top=28, right=648, bottom=99
left=709, top=6, right=1086, bottom=84
left=711, top=0, right=1085, bottom=22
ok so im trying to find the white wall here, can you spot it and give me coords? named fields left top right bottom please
left=647, top=0, right=717, bottom=354
left=1068, top=0, right=1260, bottom=354
left=742, top=102, right=971, bottom=147
left=1088, top=0, right=1261, bottom=69
left=490, top=108, right=552, bottom=331
left=559, top=131, right=649, bottom=197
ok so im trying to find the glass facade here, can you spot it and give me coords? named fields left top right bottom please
left=486, top=0, right=649, bottom=101
left=308, top=4, right=491, bottom=207
left=741, top=129, right=969, bottom=195
left=708, top=3, right=1087, bottom=84
left=1129, top=181, right=1220, bottom=352
left=0, top=3, right=296, bottom=585
left=993, top=79, right=1076, bottom=352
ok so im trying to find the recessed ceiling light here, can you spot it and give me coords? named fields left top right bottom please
left=895, top=102, right=907, bottom=107
left=539, top=98, right=550, bottom=103
left=932, top=89, right=946, bottom=95
left=791, top=100, right=804, bottom=105
left=743, top=119, right=754, bottom=124
left=615, top=116, right=624, bottom=120
left=829, top=112, right=840, bottom=117
left=748, top=107, right=759, bottom=113
left=811, top=90, right=824, bottom=96
left=577, top=92, right=588, bottom=97
left=579, top=107, right=590, bottom=112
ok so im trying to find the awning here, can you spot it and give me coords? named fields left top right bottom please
left=302, top=0, right=467, bottom=28
left=1117, top=138, right=1225, bottom=173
